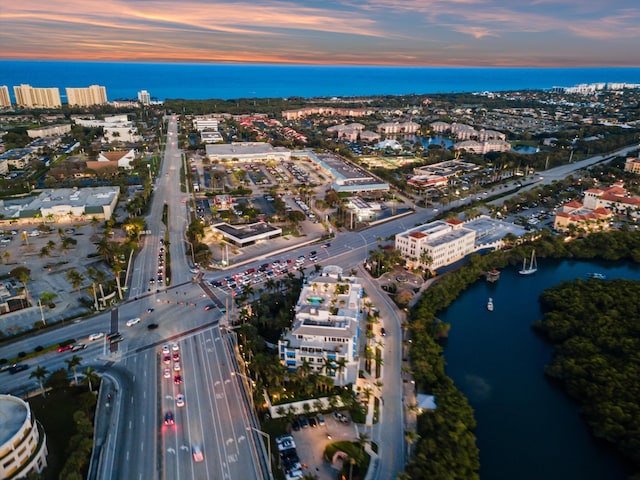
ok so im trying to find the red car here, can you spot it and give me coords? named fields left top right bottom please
left=57, top=344, right=73, bottom=353
left=174, top=374, right=182, bottom=385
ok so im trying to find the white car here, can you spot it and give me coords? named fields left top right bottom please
left=163, top=368, right=171, bottom=379
left=162, top=344, right=170, bottom=354
left=171, top=342, right=179, bottom=352
left=176, top=394, right=185, bottom=407
left=126, top=317, right=141, bottom=327
left=88, top=332, right=105, bottom=341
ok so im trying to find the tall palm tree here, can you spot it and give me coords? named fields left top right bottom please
left=30, top=365, right=49, bottom=397
left=334, top=358, right=348, bottom=386
left=65, top=355, right=83, bottom=385
left=83, top=367, right=100, bottom=393
left=65, top=269, right=85, bottom=292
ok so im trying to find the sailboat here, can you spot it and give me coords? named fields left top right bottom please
left=519, top=250, right=538, bottom=275
left=487, top=297, right=494, bottom=311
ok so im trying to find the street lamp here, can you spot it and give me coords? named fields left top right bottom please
left=38, top=299, right=46, bottom=326
left=231, top=371, right=256, bottom=410
left=246, top=426, right=272, bottom=479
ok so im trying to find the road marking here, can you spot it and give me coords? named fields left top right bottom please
left=130, top=397, right=134, bottom=405
left=167, top=448, right=176, bottom=454
left=143, top=390, right=146, bottom=399
left=126, top=451, right=129, bottom=461
left=238, top=435, right=245, bottom=443
left=180, top=445, right=189, bottom=451
left=129, top=420, right=132, bottom=429
left=141, top=441, right=144, bottom=452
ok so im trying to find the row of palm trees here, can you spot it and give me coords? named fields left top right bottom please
left=29, top=355, right=100, bottom=397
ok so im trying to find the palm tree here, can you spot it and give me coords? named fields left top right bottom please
left=30, top=365, right=49, bottom=397
left=83, top=367, right=100, bottom=393
left=65, top=355, right=83, bottom=385
left=3, top=251, right=10, bottom=264
left=65, top=269, right=85, bottom=292
left=405, top=430, right=421, bottom=458
left=297, top=358, right=312, bottom=379
left=112, top=263, right=124, bottom=300
left=334, top=358, right=348, bottom=386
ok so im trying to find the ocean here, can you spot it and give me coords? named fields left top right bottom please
left=2, top=61, right=640, bottom=102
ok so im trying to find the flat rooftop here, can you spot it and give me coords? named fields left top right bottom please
left=0, top=395, right=28, bottom=447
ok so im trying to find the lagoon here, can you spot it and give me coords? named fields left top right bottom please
left=440, top=259, right=638, bottom=479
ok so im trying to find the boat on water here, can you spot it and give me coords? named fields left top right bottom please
left=487, top=297, right=494, bottom=311
left=519, top=250, right=538, bottom=275
left=588, top=272, right=607, bottom=280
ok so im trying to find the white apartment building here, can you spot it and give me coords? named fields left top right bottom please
left=13, top=85, right=61, bottom=109
left=137, top=90, right=151, bottom=105
left=65, top=85, right=107, bottom=107
left=0, top=86, right=11, bottom=108
left=0, top=395, right=48, bottom=479
left=395, top=219, right=476, bottom=270
left=278, top=266, right=362, bottom=386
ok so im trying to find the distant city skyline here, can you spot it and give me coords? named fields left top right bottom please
left=1, top=1, right=640, bottom=67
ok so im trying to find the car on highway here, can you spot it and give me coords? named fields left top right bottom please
left=109, top=334, right=124, bottom=344
left=88, top=332, right=105, bottom=341
left=164, top=411, right=175, bottom=425
left=173, top=362, right=181, bottom=371
left=164, top=368, right=171, bottom=379
left=9, top=364, right=29, bottom=374
left=126, top=317, right=141, bottom=327
left=146, top=308, right=154, bottom=314
left=192, top=445, right=204, bottom=462
left=162, top=344, right=170, bottom=354
left=147, top=323, right=158, bottom=330
left=172, top=342, right=179, bottom=352
left=71, top=343, right=86, bottom=352
left=204, top=304, right=215, bottom=311
left=176, top=394, right=185, bottom=407
left=322, top=243, right=331, bottom=248
left=173, top=374, right=182, bottom=385
left=106, top=331, right=120, bottom=340
left=172, top=351, right=180, bottom=361
left=57, top=344, right=73, bottom=353
left=163, top=354, right=171, bottom=364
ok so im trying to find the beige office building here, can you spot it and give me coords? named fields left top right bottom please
left=0, top=86, right=11, bottom=108
left=13, top=84, right=61, bottom=109
left=66, top=85, right=107, bottom=107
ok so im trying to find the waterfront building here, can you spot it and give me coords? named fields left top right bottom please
left=0, top=86, right=11, bottom=108
left=278, top=266, right=362, bottom=386
left=13, top=84, right=61, bottom=109
left=137, top=90, right=151, bottom=105
left=395, top=219, right=476, bottom=270
left=73, top=114, right=140, bottom=143
left=581, top=182, right=640, bottom=219
left=0, top=394, right=48, bottom=479
left=65, top=85, right=107, bottom=107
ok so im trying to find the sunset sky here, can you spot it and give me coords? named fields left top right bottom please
left=2, top=0, right=640, bottom=66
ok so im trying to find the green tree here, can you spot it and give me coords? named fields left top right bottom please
left=30, top=365, right=49, bottom=397
left=65, top=355, right=83, bottom=385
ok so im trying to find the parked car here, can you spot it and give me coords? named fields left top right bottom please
left=317, top=414, right=325, bottom=426
left=299, top=416, right=309, bottom=429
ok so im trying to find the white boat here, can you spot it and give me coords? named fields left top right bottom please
left=487, top=297, right=494, bottom=311
left=588, top=273, right=606, bottom=280
left=518, top=250, right=538, bottom=275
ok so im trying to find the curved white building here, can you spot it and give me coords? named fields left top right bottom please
left=0, top=395, right=48, bottom=479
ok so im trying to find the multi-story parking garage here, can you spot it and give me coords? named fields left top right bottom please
left=0, top=395, right=48, bottom=479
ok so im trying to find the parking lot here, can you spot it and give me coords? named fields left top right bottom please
left=0, top=222, right=100, bottom=335
left=284, top=412, right=358, bottom=480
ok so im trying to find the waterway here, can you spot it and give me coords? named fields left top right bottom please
left=439, top=259, right=639, bottom=480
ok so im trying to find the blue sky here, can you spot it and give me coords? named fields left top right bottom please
left=2, top=0, right=640, bottom=65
